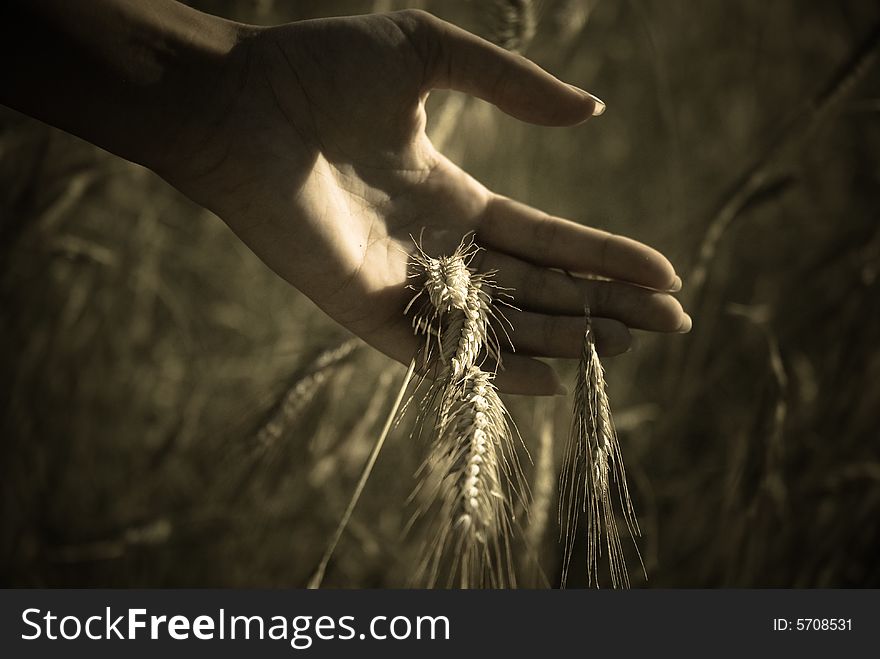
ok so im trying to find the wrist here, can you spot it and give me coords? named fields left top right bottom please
left=2, top=1, right=256, bottom=174
left=135, top=6, right=257, bottom=176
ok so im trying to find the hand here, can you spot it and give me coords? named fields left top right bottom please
left=159, top=9, right=691, bottom=395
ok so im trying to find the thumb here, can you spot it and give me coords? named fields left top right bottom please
left=408, top=11, right=605, bottom=126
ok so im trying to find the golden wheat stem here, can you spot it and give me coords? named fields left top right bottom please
left=307, top=358, right=416, bottom=589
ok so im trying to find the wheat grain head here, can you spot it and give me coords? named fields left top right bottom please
left=559, top=309, right=642, bottom=588
left=419, top=366, right=527, bottom=588
left=405, top=235, right=526, bottom=588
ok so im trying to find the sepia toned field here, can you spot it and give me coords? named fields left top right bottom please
left=1, top=0, right=878, bottom=588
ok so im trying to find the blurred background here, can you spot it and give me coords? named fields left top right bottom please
left=2, top=0, right=879, bottom=588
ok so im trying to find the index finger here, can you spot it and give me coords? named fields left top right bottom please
left=479, top=195, right=681, bottom=291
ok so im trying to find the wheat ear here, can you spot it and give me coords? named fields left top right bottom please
left=254, top=338, right=360, bottom=453
left=559, top=308, right=642, bottom=588
left=407, top=234, right=525, bottom=588
left=487, top=0, right=537, bottom=54
left=421, top=366, right=525, bottom=587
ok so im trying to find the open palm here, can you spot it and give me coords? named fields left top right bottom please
left=167, top=10, right=689, bottom=394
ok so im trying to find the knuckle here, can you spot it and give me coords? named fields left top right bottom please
left=521, top=265, right=545, bottom=300
left=532, top=213, right=559, bottom=255
left=540, top=315, right=557, bottom=349
left=390, top=9, right=447, bottom=86
left=587, top=280, right=612, bottom=314
left=409, top=8, right=435, bottom=23
left=470, top=248, right=492, bottom=276
left=391, top=8, right=433, bottom=27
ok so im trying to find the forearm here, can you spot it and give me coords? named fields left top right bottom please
left=1, top=0, right=245, bottom=171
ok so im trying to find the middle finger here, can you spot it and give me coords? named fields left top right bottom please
left=476, top=249, right=691, bottom=332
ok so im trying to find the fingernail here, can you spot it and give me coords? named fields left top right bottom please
left=678, top=313, right=693, bottom=333
left=590, top=95, right=606, bottom=116
left=568, top=84, right=606, bottom=116
left=669, top=275, right=682, bottom=292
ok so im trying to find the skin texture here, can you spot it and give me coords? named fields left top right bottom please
left=2, top=2, right=691, bottom=395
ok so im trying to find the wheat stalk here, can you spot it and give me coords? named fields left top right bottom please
left=405, top=235, right=511, bottom=420
left=687, top=21, right=880, bottom=305
left=559, top=308, right=642, bottom=588
left=405, top=234, right=493, bottom=363
left=253, top=338, right=360, bottom=454
left=407, top=234, right=526, bottom=588
left=486, top=0, right=537, bottom=54
left=308, top=358, right=416, bottom=589
left=420, top=366, right=525, bottom=587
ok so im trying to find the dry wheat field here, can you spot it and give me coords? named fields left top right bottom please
left=1, top=0, right=879, bottom=588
